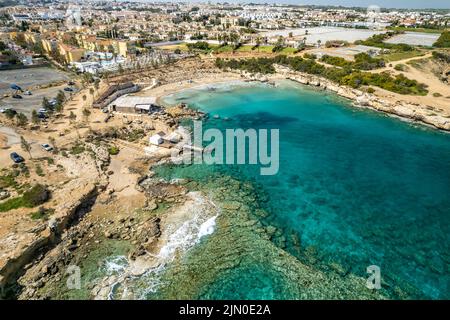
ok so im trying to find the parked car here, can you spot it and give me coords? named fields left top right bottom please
left=24, top=90, right=32, bottom=95
left=68, top=81, right=75, bottom=86
left=63, top=87, right=73, bottom=92
left=41, top=143, right=53, bottom=152
left=10, top=152, right=24, bottom=163
left=38, top=108, right=48, bottom=113
left=37, top=112, right=48, bottom=119
left=12, top=94, right=22, bottom=99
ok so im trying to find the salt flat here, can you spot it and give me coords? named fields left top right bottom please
left=384, top=32, right=440, bottom=47
left=261, top=27, right=385, bottom=45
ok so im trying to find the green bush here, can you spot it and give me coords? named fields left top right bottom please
left=0, top=197, right=27, bottom=212
left=216, top=57, right=276, bottom=74
left=356, top=31, right=414, bottom=51
left=22, top=184, right=49, bottom=207
left=320, top=53, right=385, bottom=70
left=0, top=172, right=19, bottom=189
left=108, top=146, right=120, bottom=155
left=35, top=164, right=45, bottom=177
left=394, top=64, right=407, bottom=71
left=303, top=53, right=316, bottom=60
left=216, top=55, right=428, bottom=96
left=432, top=51, right=450, bottom=63
left=0, top=184, right=48, bottom=212
left=433, top=31, right=450, bottom=48
left=30, top=207, right=54, bottom=220
left=70, top=143, right=85, bottom=155
left=186, top=41, right=210, bottom=51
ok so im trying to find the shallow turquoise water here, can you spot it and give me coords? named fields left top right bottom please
left=159, top=80, right=450, bottom=299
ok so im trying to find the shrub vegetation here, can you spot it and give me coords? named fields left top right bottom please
left=433, top=31, right=450, bottom=48
left=216, top=55, right=428, bottom=95
left=0, top=184, right=49, bottom=212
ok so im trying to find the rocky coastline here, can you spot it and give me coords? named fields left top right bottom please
left=235, top=65, right=450, bottom=132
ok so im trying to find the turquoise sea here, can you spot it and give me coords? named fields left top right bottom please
left=150, top=80, right=450, bottom=299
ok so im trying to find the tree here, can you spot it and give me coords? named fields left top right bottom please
left=81, top=73, right=94, bottom=87
left=255, top=37, right=261, bottom=52
left=42, top=97, right=52, bottom=110
left=68, top=111, right=79, bottom=138
left=56, top=90, right=65, bottom=105
left=94, top=79, right=100, bottom=92
left=54, top=91, right=65, bottom=113
left=69, top=111, right=77, bottom=122
left=102, top=71, right=111, bottom=85
left=48, top=136, right=57, bottom=153
left=16, top=113, right=28, bottom=127
left=31, top=110, right=39, bottom=124
left=20, top=136, right=32, bottom=159
left=4, top=109, right=16, bottom=120
left=89, top=88, right=95, bottom=100
left=82, top=108, right=91, bottom=124
left=55, top=102, right=63, bottom=113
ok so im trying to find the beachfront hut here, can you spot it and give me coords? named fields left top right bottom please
left=149, top=133, right=164, bottom=145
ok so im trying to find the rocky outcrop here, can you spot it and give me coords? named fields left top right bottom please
left=0, top=180, right=98, bottom=297
left=0, top=190, right=10, bottom=200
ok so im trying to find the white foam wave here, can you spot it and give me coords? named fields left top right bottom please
left=105, top=194, right=220, bottom=299
left=198, top=215, right=217, bottom=239
left=157, top=213, right=217, bottom=260
left=104, top=256, right=129, bottom=275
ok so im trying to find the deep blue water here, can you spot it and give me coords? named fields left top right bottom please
left=160, top=80, right=450, bottom=299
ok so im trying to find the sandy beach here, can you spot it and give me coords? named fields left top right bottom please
left=136, top=72, right=243, bottom=105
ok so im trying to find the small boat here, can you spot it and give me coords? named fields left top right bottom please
left=213, top=114, right=220, bottom=119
